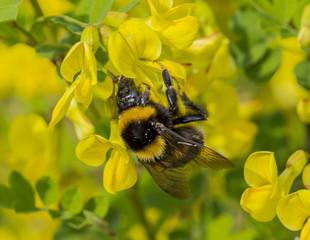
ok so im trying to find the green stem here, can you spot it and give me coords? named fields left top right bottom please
left=29, top=0, right=44, bottom=17
left=128, top=185, right=155, bottom=240
left=12, top=21, right=37, bottom=45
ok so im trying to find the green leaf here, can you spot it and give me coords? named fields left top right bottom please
left=35, top=44, right=70, bottom=59
left=231, top=41, right=268, bottom=68
left=68, top=215, right=89, bottom=230
left=229, top=9, right=266, bottom=46
left=295, top=58, right=310, bottom=90
left=0, top=185, right=14, bottom=209
left=119, top=0, right=139, bottom=12
left=89, top=0, right=114, bottom=24
left=245, top=48, right=282, bottom=82
left=49, top=209, right=63, bottom=219
left=83, top=210, right=108, bottom=228
left=293, top=0, right=310, bottom=28
left=0, top=0, right=23, bottom=22
left=85, top=195, right=109, bottom=218
left=9, top=171, right=36, bottom=212
left=60, top=187, right=83, bottom=215
left=36, top=176, right=58, bottom=206
left=45, top=15, right=87, bottom=35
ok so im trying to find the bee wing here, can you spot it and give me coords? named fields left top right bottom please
left=154, top=122, right=236, bottom=170
left=140, top=161, right=190, bottom=199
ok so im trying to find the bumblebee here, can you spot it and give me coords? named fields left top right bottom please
left=115, top=64, right=236, bottom=199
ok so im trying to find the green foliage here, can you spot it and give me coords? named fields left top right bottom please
left=9, top=171, right=37, bottom=212
left=85, top=195, right=109, bottom=218
left=0, top=184, right=14, bottom=208
left=75, top=0, right=113, bottom=23
left=0, top=0, right=23, bottom=22
left=60, top=187, right=83, bottom=215
left=36, top=176, right=58, bottom=206
left=295, top=58, right=310, bottom=90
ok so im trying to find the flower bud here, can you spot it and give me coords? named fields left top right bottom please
left=302, top=164, right=310, bottom=189
left=297, top=98, right=310, bottom=123
left=102, top=11, right=128, bottom=28
left=99, top=25, right=113, bottom=48
left=81, top=25, right=100, bottom=53
left=285, top=150, right=308, bottom=175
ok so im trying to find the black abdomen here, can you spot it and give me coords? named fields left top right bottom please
left=121, top=120, right=158, bottom=151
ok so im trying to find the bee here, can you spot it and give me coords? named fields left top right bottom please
left=115, top=64, right=236, bottom=199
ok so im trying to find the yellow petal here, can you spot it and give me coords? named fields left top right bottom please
left=9, top=114, right=49, bottom=159
left=76, top=134, right=113, bottom=166
left=103, top=149, right=137, bottom=194
left=286, top=150, right=308, bottom=176
left=297, top=98, right=310, bottom=124
left=244, top=151, right=278, bottom=187
left=148, top=0, right=172, bottom=13
left=48, top=79, right=80, bottom=130
left=60, top=41, right=97, bottom=85
left=108, top=20, right=161, bottom=77
left=159, top=16, right=199, bottom=49
left=75, top=71, right=93, bottom=110
left=66, top=100, right=95, bottom=139
left=303, top=164, right=310, bottom=189
left=301, top=217, right=310, bottom=240
left=240, top=185, right=279, bottom=222
left=276, top=190, right=310, bottom=231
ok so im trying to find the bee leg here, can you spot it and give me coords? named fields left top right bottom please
left=173, top=81, right=208, bottom=125
left=140, top=82, right=151, bottom=106
left=155, top=61, right=179, bottom=116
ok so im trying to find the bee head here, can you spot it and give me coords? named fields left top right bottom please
left=116, top=77, right=141, bottom=113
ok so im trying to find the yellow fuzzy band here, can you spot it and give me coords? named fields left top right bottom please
left=118, top=106, right=157, bottom=133
left=135, top=136, right=165, bottom=162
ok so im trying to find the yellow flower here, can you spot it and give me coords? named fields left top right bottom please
left=297, top=98, right=310, bottom=123
left=201, top=81, right=257, bottom=159
left=76, top=121, right=137, bottom=194
left=277, top=190, right=310, bottom=240
left=66, top=99, right=95, bottom=140
left=240, top=150, right=308, bottom=222
left=302, top=164, right=310, bottom=189
left=269, top=37, right=308, bottom=109
left=108, top=19, right=162, bottom=78
left=0, top=42, right=59, bottom=99
left=146, top=0, right=199, bottom=49
left=49, top=26, right=99, bottom=130
left=8, top=114, right=60, bottom=184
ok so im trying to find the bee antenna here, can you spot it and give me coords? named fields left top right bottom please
left=107, top=70, right=119, bottom=84
left=153, top=60, right=165, bottom=71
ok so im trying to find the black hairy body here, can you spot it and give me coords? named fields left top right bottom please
left=115, top=67, right=235, bottom=199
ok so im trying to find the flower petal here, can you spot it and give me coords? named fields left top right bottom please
left=301, top=217, right=310, bottom=240
left=240, top=185, right=278, bottom=222
left=108, top=20, right=162, bottom=77
left=9, top=114, right=49, bottom=159
left=76, top=134, right=113, bottom=166
left=277, top=190, right=310, bottom=231
left=244, top=151, right=278, bottom=187
left=297, top=98, right=310, bottom=124
left=60, top=42, right=97, bottom=85
left=159, top=16, right=199, bottom=49
left=103, top=149, right=137, bottom=194
left=66, top=100, right=95, bottom=139
left=303, top=164, right=310, bottom=189
left=48, top=79, right=79, bottom=130
left=75, top=71, right=93, bottom=110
